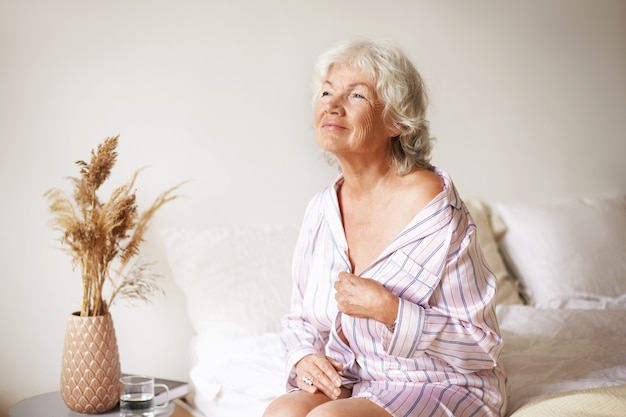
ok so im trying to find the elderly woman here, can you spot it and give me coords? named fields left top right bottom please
left=263, top=39, right=506, bottom=417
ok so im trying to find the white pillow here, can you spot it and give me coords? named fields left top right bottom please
left=161, top=225, right=298, bottom=412
left=161, top=225, right=298, bottom=338
left=465, top=200, right=525, bottom=305
left=494, top=195, right=626, bottom=308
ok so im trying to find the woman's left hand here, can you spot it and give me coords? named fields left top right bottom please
left=295, top=354, right=344, bottom=399
left=334, top=271, right=399, bottom=327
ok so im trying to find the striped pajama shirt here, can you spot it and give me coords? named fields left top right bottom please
left=280, top=168, right=507, bottom=417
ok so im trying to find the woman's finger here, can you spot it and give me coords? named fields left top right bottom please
left=296, top=354, right=343, bottom=399
left=310, top=355, right=343, bottom=399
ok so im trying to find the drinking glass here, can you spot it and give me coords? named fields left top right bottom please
left=119, top=375, right=169, bottom=417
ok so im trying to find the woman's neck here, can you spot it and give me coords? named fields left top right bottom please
left=338, top=157, right=397, bottom=201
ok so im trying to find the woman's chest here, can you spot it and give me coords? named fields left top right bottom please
left=302, top=225, right=447, bottom=325
left=343, top=204, right=418, bottom=275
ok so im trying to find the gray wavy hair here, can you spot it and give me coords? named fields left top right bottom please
left=313, top=39, right=434, bottom=174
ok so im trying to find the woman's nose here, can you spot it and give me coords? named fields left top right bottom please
left=325, top=95, right=344, bottom=114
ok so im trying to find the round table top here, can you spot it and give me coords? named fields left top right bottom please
left=9, top=391, right=175, bottom=417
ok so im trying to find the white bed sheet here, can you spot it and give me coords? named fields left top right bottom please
left=497, top=304, right=626, bottom=414
left=189, top=391, right=270, bottom=417
left=187, top=332, right=284, bottom=417
left=188, top=305, right=626, bottom=417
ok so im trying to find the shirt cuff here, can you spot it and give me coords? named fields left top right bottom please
left=385, top=298, right=425, bottom=358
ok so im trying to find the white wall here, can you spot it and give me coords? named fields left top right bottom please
left=1, top=0, right=624, bottom=415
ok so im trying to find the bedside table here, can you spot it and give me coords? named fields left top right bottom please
left=9, top=391, right=176, bottom=417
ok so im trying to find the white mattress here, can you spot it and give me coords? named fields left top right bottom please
left=497, top=304, right=626, bottom=414
left=189, top=304, right=626, bottom=417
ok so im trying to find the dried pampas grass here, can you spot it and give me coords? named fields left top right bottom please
left=45, top=135, right=185, bottom=316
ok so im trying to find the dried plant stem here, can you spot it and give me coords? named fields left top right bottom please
left=45, top=135, right=185, bottom=317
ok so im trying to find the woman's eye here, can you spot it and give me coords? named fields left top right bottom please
left=352, top=93, right=366, bottom=99
left=321, top=91, right=331, bottom=97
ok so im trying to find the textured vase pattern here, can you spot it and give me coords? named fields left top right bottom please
left=60, top=312, right=121, bottom=414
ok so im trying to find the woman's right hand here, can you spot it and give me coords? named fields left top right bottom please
left=295, top=354, right=344, bottom=400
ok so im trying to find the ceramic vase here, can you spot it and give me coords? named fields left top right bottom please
left=60, top=311, right=121, bottom=413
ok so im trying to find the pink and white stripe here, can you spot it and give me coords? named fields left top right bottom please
left=281, top=168, right=507, bottom=417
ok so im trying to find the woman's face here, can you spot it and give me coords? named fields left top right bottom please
left=314, top=65, right=397, bottom=159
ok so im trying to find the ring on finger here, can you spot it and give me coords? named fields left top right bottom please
left=302, top=376, right=313, bottom=386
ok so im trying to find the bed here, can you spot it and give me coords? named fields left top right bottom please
left=161, top=194, right=626, bottom=417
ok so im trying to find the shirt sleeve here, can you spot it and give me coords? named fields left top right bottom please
left=279, top=195, right=329, bottom=388
left=385, top=205, right=503, bottom=373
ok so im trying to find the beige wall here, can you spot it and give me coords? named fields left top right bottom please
left=1, top=0, right=625, bottom=415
